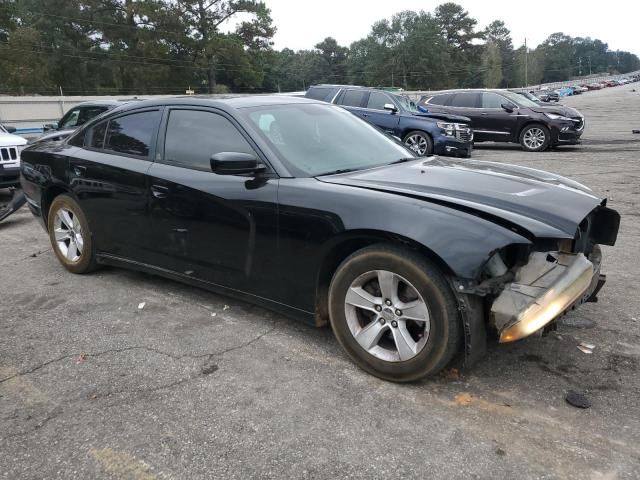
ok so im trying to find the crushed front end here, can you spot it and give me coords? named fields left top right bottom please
left=484, top=203, right=620, bottom=342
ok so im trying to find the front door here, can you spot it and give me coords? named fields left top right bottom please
left=146, top=107, right=279, bottom=295
left=476, top=92, right=520, bottom=142
left=361, top=91, right=401, bottom=135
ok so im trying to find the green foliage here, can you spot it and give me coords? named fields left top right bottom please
left=0, top=1, right=638, bottom=95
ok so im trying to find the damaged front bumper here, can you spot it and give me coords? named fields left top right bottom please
left=491, top=247, right=603, bottom=343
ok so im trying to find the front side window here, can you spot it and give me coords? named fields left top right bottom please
left=104, top=110, right=160, bottom=157
left=339, top=90, right=366, bottom=108
left=366, top=91, right=391, bottom=110
left=164, top=109, right=255, bottom=171
left=77, top=107, right=108, bottom=126
left=481, top=92, right=508, bottom=109
left=245, top=104, right=412, bottom=177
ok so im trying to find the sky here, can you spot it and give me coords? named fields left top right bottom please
left=258, top=0, right=639, bottom=55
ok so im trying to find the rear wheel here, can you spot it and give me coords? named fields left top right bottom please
left=403, top=131, right=433, bottom=156
left=520, top=124, right=550, bottom=152
left=328, top=245, right=461, bottom=382
left=47, top=194, right=98, bottom=274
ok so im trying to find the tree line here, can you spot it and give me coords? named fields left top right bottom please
left=0, top=0, right=638, bottom=96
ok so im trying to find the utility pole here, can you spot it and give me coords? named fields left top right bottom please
left=588, top=55, right=592, bottom=75
left=578, top=57, right=582, bottom=76
left=524, top=38, right=528, bottom=87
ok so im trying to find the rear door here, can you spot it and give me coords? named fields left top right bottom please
left=334, top=89, right=368, bottom=120
left=146, top=107, right=279, bottom=295
left=69, top=108, right=162, bottom=261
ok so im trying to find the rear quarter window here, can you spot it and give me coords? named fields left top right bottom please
left=305, top=87, right=339, bottom=102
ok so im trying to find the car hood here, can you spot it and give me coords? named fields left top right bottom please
left=412, top=112, right=471, bottom=124
left=0, top=131, right=27, bottom=147
left=527, top=104, right=582, bottom=118
left=29, top=128, right=76, bottom=144
left=318, top=157, right=603, bottom=238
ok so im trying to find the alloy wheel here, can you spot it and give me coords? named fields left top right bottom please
left=404, top=134, right=428, bottom=155
left=344, top=270, right=430, bottom=362
left=53, top=207, right=84, bottom=262
left=523, top=127, right=546, bottom=150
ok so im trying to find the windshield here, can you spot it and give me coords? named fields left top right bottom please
left=393, top=94, right=419, bottom=113
left=244, top=104, right=414, bottom=177
left=501, top=91, right=539, bottom=108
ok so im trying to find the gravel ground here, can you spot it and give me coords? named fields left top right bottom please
left=1, top=86, right=639, bottom=480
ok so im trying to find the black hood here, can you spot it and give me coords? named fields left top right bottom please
left=319, top=157, right=603, bottom=238
left=528, top=104, right=582, bottom=118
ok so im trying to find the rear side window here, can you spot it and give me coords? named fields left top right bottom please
left=426, top=94, right=453, bottom=105
left=104, top=110, right=160, bottom=157
left=339, top=90, right=366, bottom=108
left=305, top=87, right=339, bottom=102
left=449, top=92, right=479, bottom=108
left=366, top=91, right=391, bottom=110
left=163, top=109, right=255, bottom=171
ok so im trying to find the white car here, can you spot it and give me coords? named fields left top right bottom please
left=0, top=125, right=27, bottom=188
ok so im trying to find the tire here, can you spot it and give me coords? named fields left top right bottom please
left=328, top=244, right=461, bottom=382
left=403, top=130, right=433, bottom=156
left=47, top=194, right=98, bottom=274
left=519, top=124, right=551, bottom=152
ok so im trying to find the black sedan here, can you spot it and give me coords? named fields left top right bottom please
left=20, top=96, right=619, bottom=381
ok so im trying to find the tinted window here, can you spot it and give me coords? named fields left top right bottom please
left=426, top=94, right=453, bottom=106
left=77, top=107, right=108, bottom=125
left=481, top=92, right=507, bottom=109
left=88, top=121, right=107, bottom=149
left=339, top=90, right=366, bottom=107
left=367, top=91, right=390, bottom=110
left=164, top=110, right=255, bottom=171
left=450, top=92, right=479, bottom=108
left=306, top=86, right=339, bottom=102
left=104, top=110, right=160, bottom=157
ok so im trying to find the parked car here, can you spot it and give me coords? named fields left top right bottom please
left=305, top=85, right=473, bottom=157
left=419, top=89, right=585, bottom=152
left=0, top=124, right=27, bottom=188
left=512, top=90, right=547, bottom=105
left=20, top=96, right=620, bottom=381
left=29, top=100, right=122, bottom=145
left=586, top=83, right=603, bottom=90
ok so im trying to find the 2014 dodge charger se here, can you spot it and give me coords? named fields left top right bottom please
left=20, top=96, right=620, bottom=382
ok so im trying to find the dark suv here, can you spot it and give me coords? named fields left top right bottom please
left=306, top=85, right=473, bottom=157
left=419, top=89, right=585, bottom=152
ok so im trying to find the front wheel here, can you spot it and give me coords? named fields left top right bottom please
left=519, top=124, right=551, bottom=152
left=403, top=131, right=433, bottom=156
left=47, top=194, right=98, bottom=274
left=328, top=245, right=461, bottom=382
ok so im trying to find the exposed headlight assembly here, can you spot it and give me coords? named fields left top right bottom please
left=437, top=122, right=468, bottom=136
left=544, top=113, right=573, bottom=121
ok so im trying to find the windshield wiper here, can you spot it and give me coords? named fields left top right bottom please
left=388, top=157, right=417, bottom=165
left=316, top=167, right=362, bottom=176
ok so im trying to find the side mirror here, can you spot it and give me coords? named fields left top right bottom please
left=501, top=103, right=516, bottom=113
left=43, top=123, right=58, bottom=131
left=383, top=103, right=398, bottom=113
left=210, top=152, right=266, bottom=175
left=4, top=125, right=16, bottom=133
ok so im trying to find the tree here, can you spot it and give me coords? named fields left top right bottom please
left=481, top=41, right=502, bottom=88
left=484, top=20, right=513, bottom=87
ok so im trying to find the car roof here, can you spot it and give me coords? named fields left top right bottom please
left=73, top=100, right=127, bottom=107
left=109, top=94, right=324, bottom=115
left=425, top=89, right=513, bottom=95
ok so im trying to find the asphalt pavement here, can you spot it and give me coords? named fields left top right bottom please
left=1, top=85, right=639, bottom=479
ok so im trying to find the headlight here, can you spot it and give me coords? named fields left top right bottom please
left=437, top=122, right=468, bottom=136
left=544, top=113, right=572, bottom=121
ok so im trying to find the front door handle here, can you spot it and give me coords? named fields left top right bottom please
left=480, top=112, right=489, bottom=116
left=151, top=184, right=169, bottom=199
left=361, top=113, right=369, bottom=117
left=73, top=165, right=86, bottom=176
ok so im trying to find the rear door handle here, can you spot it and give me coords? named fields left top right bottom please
left=151, top=184, right=169, bottom=199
